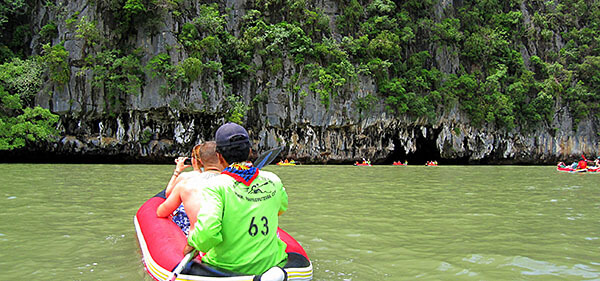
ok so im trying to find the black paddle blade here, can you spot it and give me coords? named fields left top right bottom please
left=254, top=146, right=285, bottom=169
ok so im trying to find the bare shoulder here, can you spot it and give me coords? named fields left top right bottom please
left=172, top=172, right=191, bottom=187
left=180, top=174, right=222, bottom=192
left=178, top=171, right=200, bottom=181
left=178, top=171, right=207, bottom=185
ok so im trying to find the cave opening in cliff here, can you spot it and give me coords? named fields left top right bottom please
left=386, top=128, right=472, bottom=165
left=386, top=129, right=442, bottom=165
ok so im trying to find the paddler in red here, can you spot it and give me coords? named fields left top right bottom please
left=577, top=159, right=588, bottom=169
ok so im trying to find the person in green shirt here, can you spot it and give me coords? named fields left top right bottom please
left=184, top=122, right=289, bottom=276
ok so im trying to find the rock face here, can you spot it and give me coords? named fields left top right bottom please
left=16, top=0, right=599, bottom=164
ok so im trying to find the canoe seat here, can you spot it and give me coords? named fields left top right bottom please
left=182, top=252, right=309, bottom=277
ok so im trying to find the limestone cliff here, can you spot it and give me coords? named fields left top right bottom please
left=11, top=0, right=599, bottom=164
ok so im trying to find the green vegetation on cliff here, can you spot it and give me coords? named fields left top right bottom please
left=0, top=58, right=58, bottom=149
left=0, top=0, right=600, bottom=150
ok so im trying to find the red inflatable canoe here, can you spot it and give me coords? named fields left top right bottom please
left=134, top=191, right=313, bottom=281
left=556, top=166, right=599, bottom=173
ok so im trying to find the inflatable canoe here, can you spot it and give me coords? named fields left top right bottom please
left=556, top=166, right=600, bottom=173
left=134, top=191, right=313, bottom=281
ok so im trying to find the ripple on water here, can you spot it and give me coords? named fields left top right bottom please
left=562, top=185, right=582, bottom=190
left=436, top=261, right=480, bottom=277
left=77, top=262, right=99, bottom=274
left=7, top=196, right=16, bottom=199
left=105, top=234, right=125, bottom=244
left=321, top=268, right=354, bottom=281
left=566, top=212, right=584, bottom=220
left=437, top=261, right=453, bottom=271
left=456, top=269, right=478, bottom=277
left=504, top=256, right=600, bottom=279
left=466, top=213, right=497, bottom=217
left=463, top=254, right=495, bottom=265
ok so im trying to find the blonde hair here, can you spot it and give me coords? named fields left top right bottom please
left=192, top=144, right=202, bottom=159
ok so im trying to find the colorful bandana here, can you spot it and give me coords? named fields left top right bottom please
left=222, top=163, right=259, bottom=186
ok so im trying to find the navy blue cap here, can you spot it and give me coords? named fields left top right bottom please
left=215, top=122, right=250, bottom=148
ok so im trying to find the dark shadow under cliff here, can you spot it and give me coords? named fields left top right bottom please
left=0, top=149, right=170, bottom=164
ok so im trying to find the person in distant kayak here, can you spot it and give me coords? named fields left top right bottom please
left=184, top=122, right=289, bottom=275
left=157, top=141, right=224, bottom=235
left=592, top=156, right=600, bottom=167
left=165, top=144, right=203, bottom=197
left=577, top=159, right=588, bottom=170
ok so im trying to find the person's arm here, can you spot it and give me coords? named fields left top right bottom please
left=181, top=186, right=202, bottom=232
left=166, top=157, right=191, bottom=197
left=183, top=244, right=195, bottom=255
left=157, top=184, right=184, bottom=217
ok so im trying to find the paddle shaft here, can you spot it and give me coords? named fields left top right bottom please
left=167, top=250, right=196, bottom=281
left=255, top=146, right=284, bottom=169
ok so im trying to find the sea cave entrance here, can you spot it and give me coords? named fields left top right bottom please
left=385, top=127, right=441, bottom=165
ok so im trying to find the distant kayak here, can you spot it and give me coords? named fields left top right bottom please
left=277, top=162, right=296, bottom=166
left=392, top=162, right=407, bottom=166
left=556, top=166, right=600, bottom=173
left=354, top=163, right=372, bottom=166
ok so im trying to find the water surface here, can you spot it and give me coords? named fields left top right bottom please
left=0, top=164, right=598, bottom=280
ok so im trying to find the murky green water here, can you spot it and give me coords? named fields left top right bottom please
left=0, top=164, right=598, bottom=280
